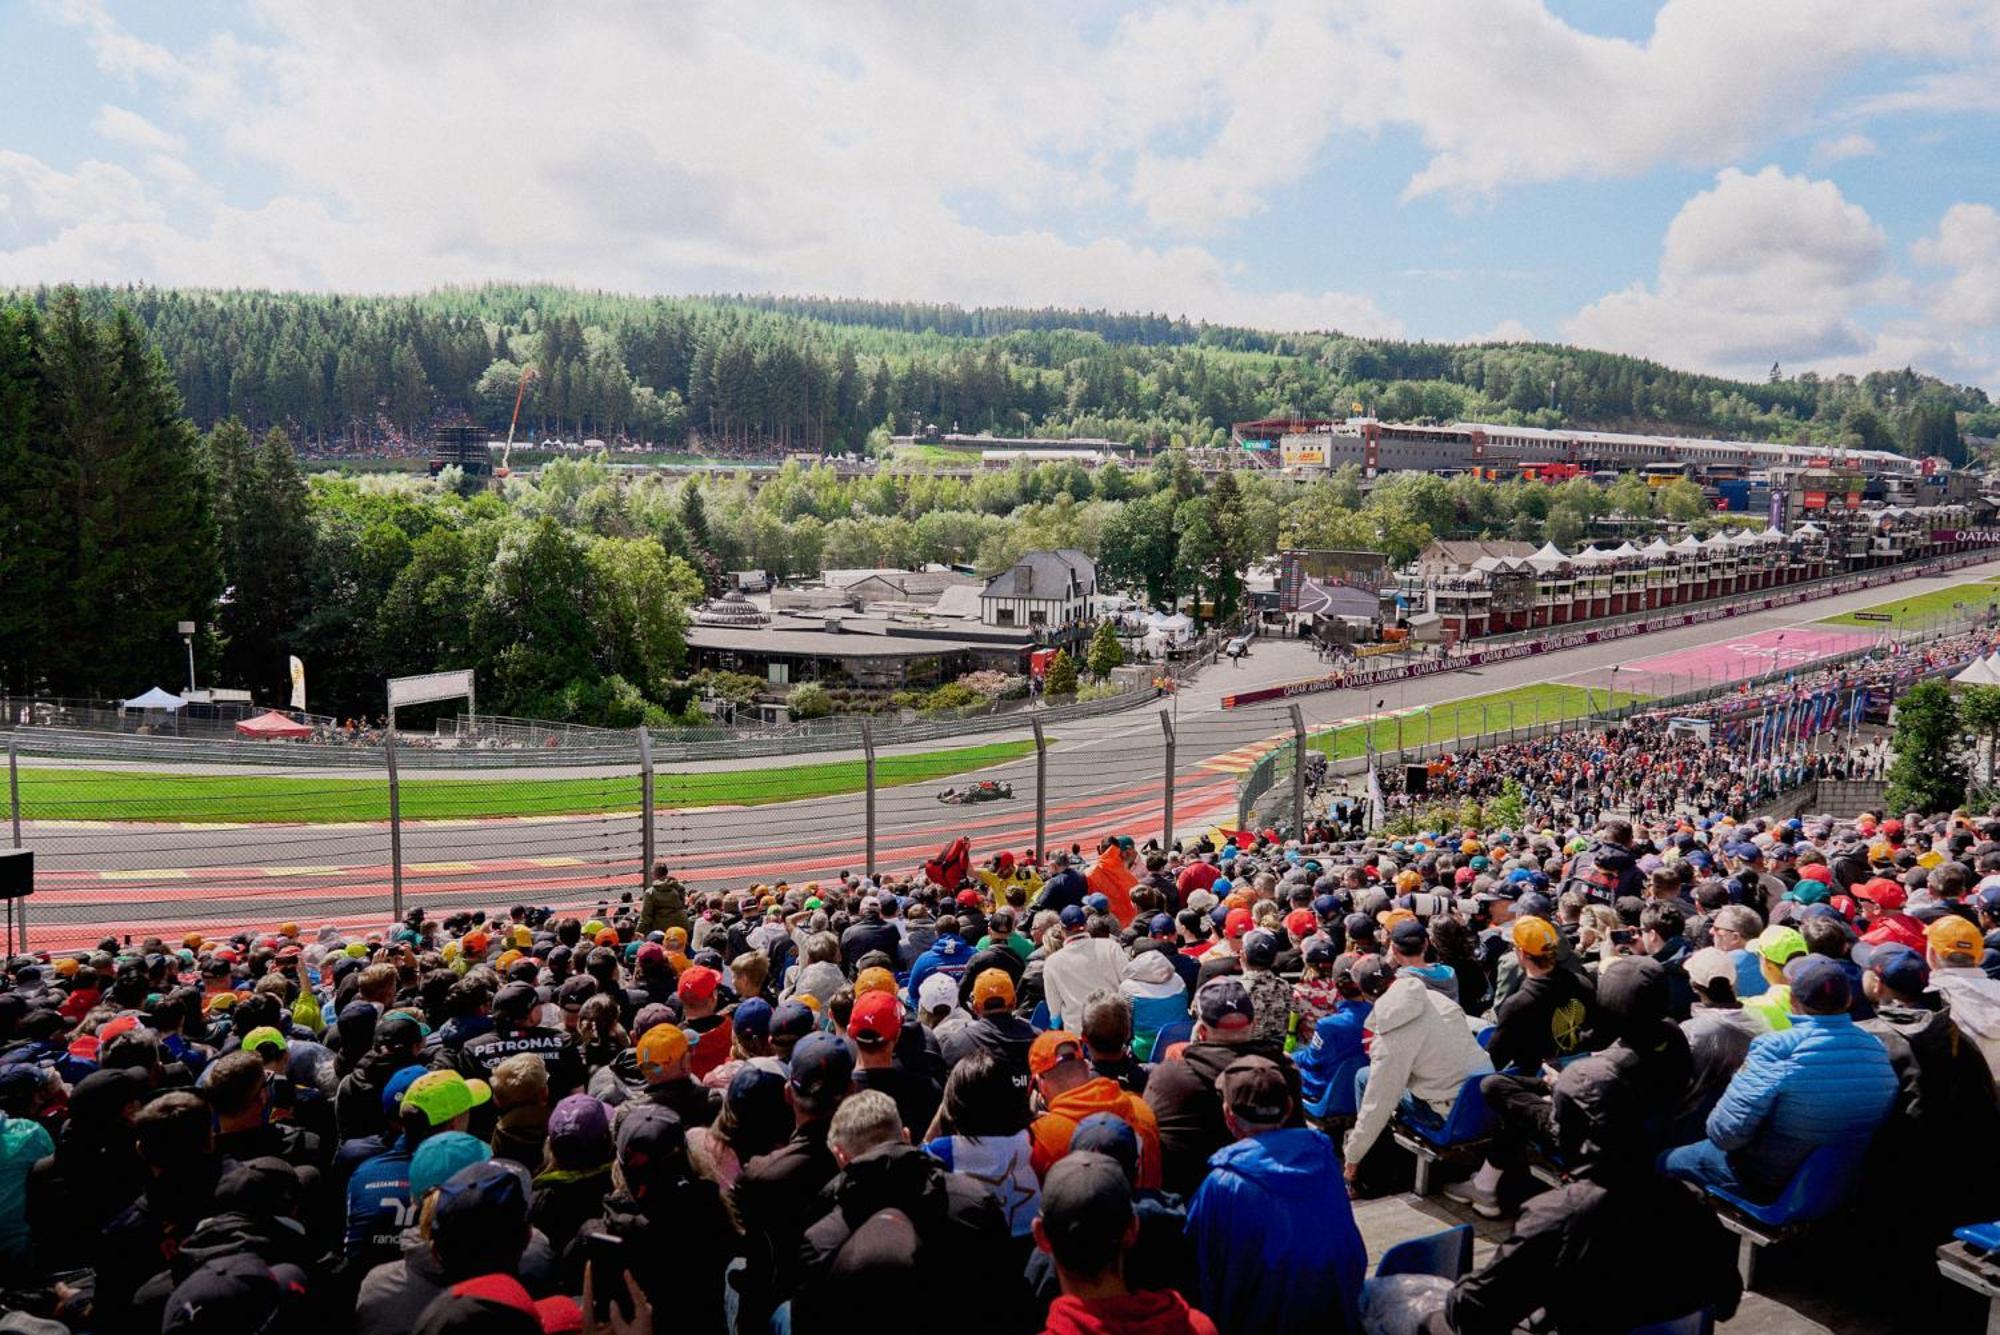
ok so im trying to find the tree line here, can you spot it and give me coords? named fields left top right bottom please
left=13, top=284, right=1989, bottom=462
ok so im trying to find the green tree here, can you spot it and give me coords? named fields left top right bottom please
left=787, top=681, right=831, bottom=719
left=212, top=424, right=315, bottom=699
left=1043, top=648, right=1078, bottom=697
left=472, top=517, right=597, bottom=715
left=584, top=537, right=701, bottom=694
left=1958, top=684, right=2000, bottom=790
left=1086, top=619, right=1124, bottom=681
left=1884, top=679, right=1968, bottom=814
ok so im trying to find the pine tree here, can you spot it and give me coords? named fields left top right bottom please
left=1044, top=648, right=1078, bottom=697
left=1086, top=619, right=1124, bottom=681
left=213, top=424, right=314, bottom=699
left=0, top=305, right=63, bottom=693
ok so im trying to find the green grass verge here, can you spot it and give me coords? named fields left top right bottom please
left=1306, top=683, right=1648, bottom=760
left=1817, top=581, right=2000, bottom=629
left=19, top=740, right=1036, bottom=824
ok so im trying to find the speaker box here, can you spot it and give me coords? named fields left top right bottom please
left=0, top=848, right=29, bottom=900
left=1404, top=764, right=1429, bottom=795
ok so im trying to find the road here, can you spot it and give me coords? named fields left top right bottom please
left=17, top=559, right=2000, bottom=951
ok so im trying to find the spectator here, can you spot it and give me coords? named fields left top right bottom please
left=1145, top=979, right=1295, bottom=1197
left=530, top=1094, right=616, bottom=1255
left=1669, top=946, right=1766, bottom=1146
left=1028, top=1029, right=1163, bottom=1187
left=576, top=1104, right=734, bottom=1333
left=848, top=990, right=943, bottom=1136
left=1080, top=991, right=1148, bottom=1094
left=1120, top=947, right=1188, bottom=1061
left=731, top=1031, right=852, bottom=1325
left=1924, top=914, right=2000, bottom=1080
left=1188, top=1056, right=1365, bottom=1335
left=1033, top=1152, right=1218, bottom=1335
left=1344, top=959, right=1493, bottom=1188
left=923, top=1050, right=1040, bottom=1242
left=1043, top=912, right=1126, bottom=1031
left=1664, top=955, right=1897, bottom=1200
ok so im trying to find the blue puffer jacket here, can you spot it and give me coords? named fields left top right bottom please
left=1704, top=1012, right=1896, bottom=1195
left=1189, top=1127, right=1366, bottom=1335
left=1295, top=1001, right=1370, bottom=1107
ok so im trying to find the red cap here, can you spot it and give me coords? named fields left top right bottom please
left=1284, top=908, right=1316, bottom=940
left=1882, top=819, right=1904, bottom=837
left=956, top=889, right=982, bottom=908
left=1454, top=866, right=1477, bottom=887
left=1224, top=908, right=1255, bottom=940
left=98, top=1013, right=143, bottom=1044
left=677, top=965, right=721, bottom=1002
left=636, top=943, right=666, bottom=969
left=849, top=990, right=903, bottom=1047
left=1858, top=877, right=1907, bottom=910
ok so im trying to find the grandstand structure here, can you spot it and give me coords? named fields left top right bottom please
left=1235, top=417, right=1929, bottom=480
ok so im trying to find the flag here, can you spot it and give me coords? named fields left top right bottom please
left=288, top=656, right=306, bottom=712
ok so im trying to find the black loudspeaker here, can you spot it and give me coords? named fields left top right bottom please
left=0, top=848, right=29, bottom=900
left=1404, top=764, right=1429, bottom=795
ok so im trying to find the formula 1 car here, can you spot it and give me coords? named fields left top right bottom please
left=937, top=780, right=1015, bottom=804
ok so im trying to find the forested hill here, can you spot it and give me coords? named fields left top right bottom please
left=15, top=284, right=1992, bottom=459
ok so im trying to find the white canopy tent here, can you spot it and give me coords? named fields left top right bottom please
left=121, top=687, right=185, bottom=711
left=1953, top=655, right=2000, bottom=687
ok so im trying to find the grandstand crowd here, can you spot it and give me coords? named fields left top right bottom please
left=4, top=785, right=2000, bottom=1331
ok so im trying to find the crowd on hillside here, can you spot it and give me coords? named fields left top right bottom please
left=3, top=802, right=2000, bottom=1334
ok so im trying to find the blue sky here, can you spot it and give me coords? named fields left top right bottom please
left=4, top=1, right=1998, bottom=389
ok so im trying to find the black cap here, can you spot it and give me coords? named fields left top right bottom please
left=492, top=982, right=538, bottom=1021
left=1038, top=1152, right=1132, bottom=1272
left=161, top=1254, right=308, bottom=1334
left=1351, top=955, right=1397, bottom=997
left=214, top=1156, right=307, bottom=1220
left=1388, top=917, right=1428, bottom=952
left=1218, top=1054, right=1292, bottom=1123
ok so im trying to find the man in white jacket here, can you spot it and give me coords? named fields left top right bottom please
left=1927, top=915, right=2000, bottom=1081
left=1343, top=957, right=1493, bottom=1182
left=1042, top=909, right=1127, bottom=1031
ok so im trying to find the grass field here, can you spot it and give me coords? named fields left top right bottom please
left=18, top=740, right=1036, bottom=824
left=1817, top=581, right=2000, bottom=629
left=1306, top=682, right=1648, bottom=760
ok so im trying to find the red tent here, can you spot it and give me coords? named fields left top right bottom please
left=234, top=710, right=313, bottom=740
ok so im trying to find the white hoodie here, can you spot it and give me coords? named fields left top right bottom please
left=1345, top=975, right=1494, bottom=1163
left=1042, top=935, right=1126, bottom=1030
left=1932, top=966, right=2000, bottom=1083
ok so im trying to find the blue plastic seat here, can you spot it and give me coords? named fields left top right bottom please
left=1705, top=1139, right=1868, bottom=1228
left=1374, top=1223, right=1474, bottom=1281
left=1029, top=1000, right=1052, bottom=1031
left=1474, top=1024, right=1496, bottom=1049
left=1302, top=1053, right=1367, bottom=1120
left=1151, top=1017, right=1193, bottom=1053
left=1623, top=1309, right=1713, bottom=1335
left=1405, top=1073, right=1498, bottom=1148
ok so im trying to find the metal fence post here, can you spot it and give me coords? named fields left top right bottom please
left=861, top=719, right=877, bottom=881
left=1159, top=709, right=1176, bottom=849
left=1031, top=718, right=1048, bottom=859
left=385, top=730, right=404, bottom=924
left=7, top=735, right=22, bottom=952
left=637, top=728, right=656, bottom=896
left=1289, top=704, right=1307, bottom=837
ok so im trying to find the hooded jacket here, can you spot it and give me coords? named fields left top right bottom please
left=1121, top=951, right=1190, bottom=1060
left=1860, top=999, right=2000, bottom=1143
left=1029, top=1077, right=1164, bottom=1188
left=1143, top=1035, right=1296, bottom=1198
left=905, top=933, right=974, bottom=1009
left=1702, top=1010, right=1897, bottom=1199
left=794, top=1142, right=1022, bottom=1333
left=1294, top=1000, right=1370, bottom=1110
left=570, top=1183, right=734, bottom=1335
left=1187, top=1127, right=1366, bottom=1335
left=1552, top=957, right=1691, bottom=1157
left=1485, top=965, right=1596, bottom=1074
left=1043, top=1291, right=1219, bottom=1335
left=1343, top=977, right=1493, bottom=1165
left=354, top=1222, right=557, bottom=1335
left=1931, top=966, right=2000, bottom=1083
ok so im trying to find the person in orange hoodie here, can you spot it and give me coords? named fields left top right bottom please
left=1028, top=1031, right=1162, bottom=1188
left=1085, top=837, right=1139, bottom=928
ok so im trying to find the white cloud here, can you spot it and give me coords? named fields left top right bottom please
left=91, top=104, right=182, bottom=154
left=1564, top=166, right=1894, bottom=376
left=1810, top=132, right=1878, bottom=164
left=1913, top=203, right=2000, bottom=333
left=1467, top=319, right=1537, bottom=344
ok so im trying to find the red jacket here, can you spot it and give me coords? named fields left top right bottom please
left=1043, top=1292, right=1219, bottom=1335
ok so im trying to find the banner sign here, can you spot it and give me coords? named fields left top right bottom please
left=386, top=668, right=476, bottom=708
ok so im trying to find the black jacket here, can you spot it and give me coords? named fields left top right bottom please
left=1440, top=1174, right=1740, bottom=1335
left=732, top=1120, right=839, bottom=1317
left=457, top=1024, right=585, bottom=1097
left=839, top=918, right=901, bottom=967
left=1487, top=967, right=1597, bottom=1074
left=955, top=946, right=1026, bottom=1008
left=1142, top=1035, right=1296, bottom=1198
left=794, top=1143, right=1023, bottom=1333
left=567, top=1185, right=735, bottom=1335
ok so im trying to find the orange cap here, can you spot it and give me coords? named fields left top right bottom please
left=970, top=969, right=1016, bottom=1012
left=1029, top=1030, right=1086, bottom=1077
left=636, top=1023, right=690, bottom=1078
left=854, top=966, right=898, bottom=998
left=1511, top=916, right=1560, bottom=959
left=1927, top=914, right=1982, bottom=961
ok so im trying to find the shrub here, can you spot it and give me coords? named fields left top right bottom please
left=786, top=682, right=832, bottom=719
left=1044, top=650, right=1079, bottom=697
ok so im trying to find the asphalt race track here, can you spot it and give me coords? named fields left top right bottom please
left=18, top=558, right=2000, bottom=951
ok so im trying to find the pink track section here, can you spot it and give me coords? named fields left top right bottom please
left=1574, top=625, right=1883, bottom=695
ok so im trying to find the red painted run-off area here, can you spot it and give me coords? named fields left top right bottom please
left=1569, top=625, right=1883, bottom=694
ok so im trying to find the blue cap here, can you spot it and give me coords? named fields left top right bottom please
left=734, top=996, right=773, bottom=1041
left=1853, top=941, right=1928, bottom=996
left=1209, top=905, right=1231, bottom=931
left=1212, top=878, right=1233, bottom=894
left=382, top=1063, right=428, bottom=1115
left=787, top=1031, right=854, bottom=1104
left=770, top=999, right=816, bottom=1039
left=410, top=1131, right=492, bottom=1201
left=1783, top=955, right=1851, bottom=1013
left=1069, top=1111, right=1139, bottom=1179
left=1517, top=892, right=1554, bottom=920
left=1083, top=893, right=1110, bottom=913
left=1312, top=894, right=1341, bottom=918
left=1148, top=914, right=1175, bottom=937
left=1059, top=905, right=1087, bottom=929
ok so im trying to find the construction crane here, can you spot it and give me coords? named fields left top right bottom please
left=493, top=364, right=539, bottom=479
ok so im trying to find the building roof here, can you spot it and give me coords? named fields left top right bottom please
left=981, top=549, right=1096, bottom=599
left=1419, top=539, right=1537, bottom=570
left=686, top=626, right=1005, bottom=659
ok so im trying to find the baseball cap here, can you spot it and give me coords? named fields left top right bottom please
left=1194, top=977, right=1255, bottom=1031
left=1148, top=914, right=1176, bottom=938
left=1784, top=878, right=1832, bottom=905
left=1388, top=917, right=1428, bottom=954
left=1303, top=936, right=1339, bottom=966
left=1855, top=877, right=1907, bottom=910
left=410, top=1131, right=494, bottom=1201
left=413, top=1272, right=541, bottom=1335
left=1284, top=908, right=1317, bottom=939
left=1683, top=947, right=1737, bottom=992
left=635, top=1023, right=691, bottom=1079
left=1853, top=941, right=1929, bottom=996
left=770, top=999, right=817, bottom=1041
left=916, top=972, right=958, bottom=1017
left=1038, top=1152, right=1133, bottom=1267
left=677, top=965, right=722, bottom=1003
left=1224, top=908, right=1255, bottom=940
left=1350, top=955, right=1397, bottom=997
left=1029, top=1030, right=1087, bottom=1077
left=401, top=1070, right=492, bottom=1127
left=1511, top=916, right=1560, bottom=959
left=1069, top=1111, right=1140, bottom=1181
left=1058, top=905, right=1087, bottom=930
left=380, top=1062, right=430, bottom=1116
left=788, top=1031, right=855, bottom=1107
left=1784, top=955, right=1852, bottom=1013
left=1751, top=925, right=1807, bottom=965
left=160, top=1254, right=308, bottom=1335
left=1927, top=915, right=1983, bottom=962
left=241, top=1026, right=288, bottom=1059
left=853, top=966, right=898, bottom=998
left=1241, top=929, right=1279, bottom=969
left=1218, top=1054, right=1291, bottom=1124
left=849, top=991, right=903, bottom=1049
left=1343, top=912, right=1377, bottom=940
left=970, top=969, right=1017, bottom=1013
left=547, top=1094, right=613, bottom=1164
